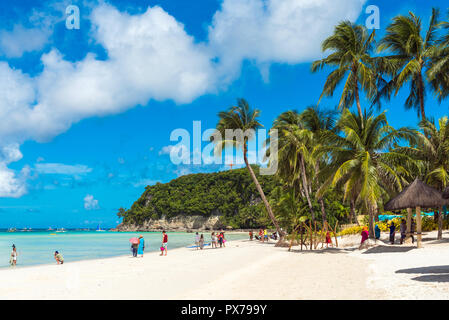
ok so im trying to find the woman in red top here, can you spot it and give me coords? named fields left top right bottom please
left=359, top=227, right=369, bottom=249
left=161, top=230, right=168, bottom=256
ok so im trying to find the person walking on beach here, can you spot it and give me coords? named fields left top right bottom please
left=160, top=230, right=168, bottom=256
left=249, top=230, right=253, bottom=241
left=359, top=227, right=369, bottom=250
left=400, top=219, right=407, bottom=244
left=199, top=234, right=205, bottom=250
left=259, top=229, right=263, bottom=242
left=389, top=221, right=396, bottom=244
left=218, top=232, right=224, bottom=248
left=410, top=219, right=416, bottom=244
left=10, top=245, right=17, bottom=266
left=263, top=229, right=268, bottom=242
left=137, top=235, right=145, bottom=257
left=211, top=232, right=217, bottom=248
left=131, top=241, right=138, bottom=257
left=375, top=224, right=381, bottom=240
left=195, top=232, right=200, bottom=250
left=54, top=251, right=64, bottom=264
left=222, top=232, right=226, bottom=248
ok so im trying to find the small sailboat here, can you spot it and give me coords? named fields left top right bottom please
left=96, top=224, right=106, bottom=232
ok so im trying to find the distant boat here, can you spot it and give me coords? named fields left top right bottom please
left=47, top=227, right=53, bottom=231
left=96, top=225, right=106, bottom=232
left=56, top=228, right=66, bottom=233
left=7, top=228, right=16, bottom=233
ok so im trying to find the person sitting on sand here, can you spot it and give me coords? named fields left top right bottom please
left=54, top=251, right=64, bottom=264
left=389, top=221, right=396, bottom=244
left=359, top=227, right=369, bottom=250
left=161, top=230, right=168, bottom=256
left=375, top=224, right=381, bottom=240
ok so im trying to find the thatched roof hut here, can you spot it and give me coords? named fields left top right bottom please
left=384, top=179, right=449, bottom=211
left=384, top=178, right=449, bottom=248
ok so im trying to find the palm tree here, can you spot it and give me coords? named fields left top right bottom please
left=272, top=107, right=337, bottom=225
left=377, top=8, right=440, bottom=121
left=214, top=98, right=284, bottom=237
left=395, top=117, right=449, bottom=239
left=272, top=110, right=316, bottom=220
left=322, top=109, right=417, bottom=238
left=311, top=21, right=377, bottom=121
left=428, top=10, right=449, bottom=102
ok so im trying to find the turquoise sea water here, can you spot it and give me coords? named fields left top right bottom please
left=0, top=231, right=247, bottom=268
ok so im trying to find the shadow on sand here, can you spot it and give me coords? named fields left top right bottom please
left=396, top=265, right=449, bottom=283
left=362, top=245, right=415, bottom=254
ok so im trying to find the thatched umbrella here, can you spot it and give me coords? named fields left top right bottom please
left=384, top=179, right=449, bottom=248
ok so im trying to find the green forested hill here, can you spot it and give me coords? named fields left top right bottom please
left=118, top=167, right=277, bottom=229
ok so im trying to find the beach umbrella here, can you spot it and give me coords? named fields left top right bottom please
left=129, top=237, right=139, bottom=244
left=384, top=179, right=449, bottom=248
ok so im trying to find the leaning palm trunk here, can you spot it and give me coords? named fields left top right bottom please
left=350, top=198, right=358, bottom=225
left=243, top=145, right=284, bottom=238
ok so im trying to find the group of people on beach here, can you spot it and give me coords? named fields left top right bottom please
left=131, top=230, right=169, bottom=258
left=196, top=231, right=226, bottom=249
left=9, top=244, right=64, bottom=266
left=248, top=228, right=279, bottom=242
left=359, top=218, right=417, bottom=249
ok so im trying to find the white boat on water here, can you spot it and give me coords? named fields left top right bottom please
left=7, top=228, right=16, bottom=232
left=56, top=228, right=66, bottom=233
left=96, top=225, right=106, bottom=232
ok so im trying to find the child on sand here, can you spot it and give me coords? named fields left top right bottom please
left=54, top=251, right=64, bottom=264
left=161, top=230, right=168, bottom=256
left=325, top=231, right=332, bottom=248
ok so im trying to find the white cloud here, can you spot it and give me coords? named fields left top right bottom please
left=34, top=163, right=93, bottom=175
left=0, top=25, right=49, bottom=58
left=209, top=0, right=366, bottom=81
left=0, top=1, right=366, bottom=197
left=0, top=144, right=28, bottom=198
left=84, top=194, right=99, bottom=210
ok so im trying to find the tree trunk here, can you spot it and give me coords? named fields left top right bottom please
left=299, top=154, right=315, bottom=220
left=243, top=144, right=284, bottom=238
left=368, top=202, right=375, bottom=239
left=319, top=198, right=327, bottom=225
left=350, top=198, right=358, bottom=225
left=353, top=65, right=364, bottom=124
left=438, top=206, right=443, bottom=240
left=416, top=206, right=422, bottom=248
left=418, top=71, right=426, bottom=121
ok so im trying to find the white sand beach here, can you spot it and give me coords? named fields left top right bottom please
left=1, top=231, right=449, bottom=300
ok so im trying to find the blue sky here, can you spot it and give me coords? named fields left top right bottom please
left=0, top=0, right=448, bottom=228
